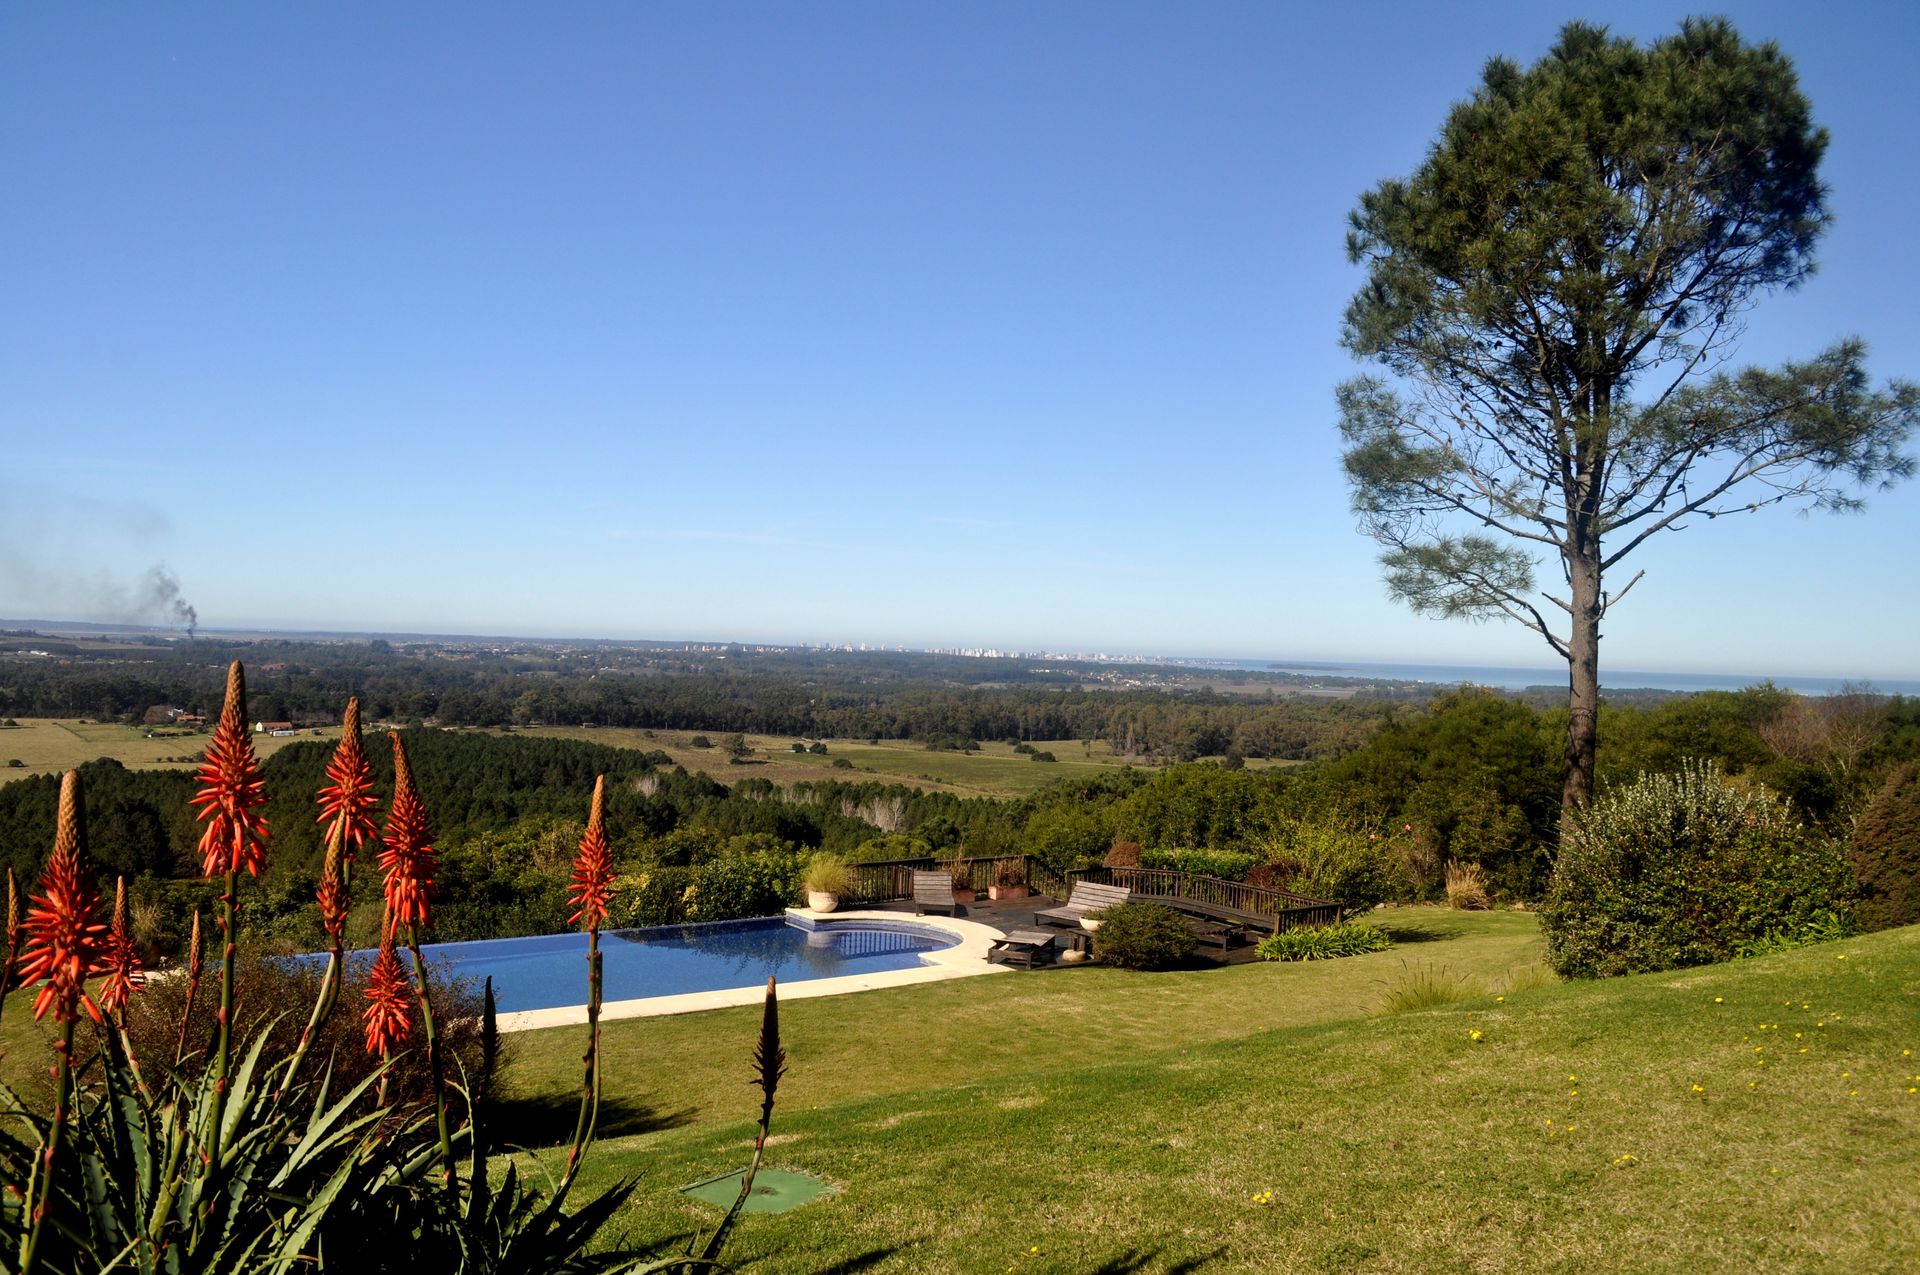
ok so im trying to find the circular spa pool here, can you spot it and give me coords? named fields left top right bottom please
left=364, top=917, right=959, bottom=1013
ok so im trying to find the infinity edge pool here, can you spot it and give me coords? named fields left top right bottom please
left=494, top=909, right=1010, bottom=1033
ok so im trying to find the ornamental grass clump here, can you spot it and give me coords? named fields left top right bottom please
left=1375, top=961, right=1479, bottom=1013
left=1443, top=859, right=1491, bottom=910
left=801, top=853, right=854, bottom=899
left=1256, top=921, right=1393, bottom=962
left=1, top=663, right=788, bottom=1275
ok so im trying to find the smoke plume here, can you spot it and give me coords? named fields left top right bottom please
left=0, top=552, right=199, bottom=637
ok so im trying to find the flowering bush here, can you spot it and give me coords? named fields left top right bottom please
left=1541, top=761, right=1856, bottom=978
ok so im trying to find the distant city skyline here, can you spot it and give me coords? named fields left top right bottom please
left=4, top=3, right=1916, bottom=678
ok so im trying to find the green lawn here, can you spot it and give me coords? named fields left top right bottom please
left=492, top=911, right=1920, bottom=1272
left=8, top=912, right=1915, bottom=1271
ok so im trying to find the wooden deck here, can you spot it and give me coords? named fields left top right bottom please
left=865, top=894, right=1268, bottom=966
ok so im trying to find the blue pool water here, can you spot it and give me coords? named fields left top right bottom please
left=378, top=918, right=956, bottom=1013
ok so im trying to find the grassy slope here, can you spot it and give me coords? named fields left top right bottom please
left=500, top=912, right=1920, bottom=1274
left=0, top=718, right=338, bottom=777
left=507, top=727, right=1293, bottom=800
left=2, top=720, right=1289, bottom=799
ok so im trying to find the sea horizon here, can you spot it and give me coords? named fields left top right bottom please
left=1167, top=656, right=1920, bottom=697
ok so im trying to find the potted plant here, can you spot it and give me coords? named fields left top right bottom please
left=802, top=853, right=853, bottom=913
left=947, top=860, right=977, bottom=906
left=989, top=858, right=1028, bottom=901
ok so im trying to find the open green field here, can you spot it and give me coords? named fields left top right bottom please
left=483, top=910, right=1919, bottom=1273
left=502, top=726, right=1295, bottom=799
left=0, top=718, right=339, bottom=778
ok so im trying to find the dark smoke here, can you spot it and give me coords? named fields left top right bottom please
left=134, top=566, right=199, bottom=638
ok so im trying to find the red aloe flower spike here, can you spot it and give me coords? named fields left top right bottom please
left=97, top=876, right=144, bottom=1016
left=17, top=771, right=111, bottom=1025
left=379, top=732, right=437, bottom=933
left=316, top=697, right=379, bottom=854
left=363, top=932, right=413, bottom=1057
left=568, top=776, right=614, bottom=931
left=189, top=661, right=270, bottom=877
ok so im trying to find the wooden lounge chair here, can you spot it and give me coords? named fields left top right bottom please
left=1034, top=881, right=1133, bottom=931
left=912, top=870, right=960, bottom=916
left=987, top=928, right=1057, bottom=969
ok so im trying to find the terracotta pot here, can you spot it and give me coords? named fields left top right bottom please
left=953, top=886, right=977, bottom=905
left=806, top=891, right=839, bottom=913
left=988, top=884, right=1028, bottom=901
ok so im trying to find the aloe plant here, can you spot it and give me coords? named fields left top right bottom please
left=4, top=669, right=795, bottom=1275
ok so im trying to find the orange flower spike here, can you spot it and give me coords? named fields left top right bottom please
left=98, top=876, right=144, bottom=1015
left=362, top=933, right=413, bottom=1056
left=189, top=662, right=270, bottom=877
left=17, top=772, right=111, bottom=1024
left=569, top=775, right=614, bottom=931
left=186, top=908, right=203, bottom=981
left=315, top=697, right=379, bottom=853
left=379, top=733, right=437, bottom=932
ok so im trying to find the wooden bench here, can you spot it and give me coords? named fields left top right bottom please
left=1034, top=881, right=1133, bottom=931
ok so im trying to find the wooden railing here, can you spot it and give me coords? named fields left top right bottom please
left=844, top=858, right=937, bottom=903
left=842, top=855, right=1028, bottom=901
left=840, top=857, right=1341, bottom=931
left=1081, top=866, right=1344, bottom=932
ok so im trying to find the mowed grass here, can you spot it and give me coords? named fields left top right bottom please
left=491, top=911, right=1920, bottom=1273
left=502, top=726, right=1295, bottom=799
left=0, top=718, right=338, bottom=777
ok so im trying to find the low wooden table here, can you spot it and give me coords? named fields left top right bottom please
left=988, top=928, right=1060, bottom=969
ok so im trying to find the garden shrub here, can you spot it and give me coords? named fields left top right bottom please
left=684, top=851, right=805, bottom=921
left=1090, top=902, right=1196, bottom=970
left=1850, top=761, right=1920, bottom=932
left=1257, top=819, right=1408, bottom=911
left=1141, top=846, right=1259, bottom=880
left=1255, top=921, right=1391, bottom=962
left=612, top=866, right=694, bottom=927
left=1540, top=761, right=1856, bottom=978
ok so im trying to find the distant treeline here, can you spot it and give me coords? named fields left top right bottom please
left=4, top=682, right=1915, bottom=955
left=0, top=636, right=1407, bottom=761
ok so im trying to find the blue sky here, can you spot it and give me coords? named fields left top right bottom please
left=3, top=2, right=1916, bottom=680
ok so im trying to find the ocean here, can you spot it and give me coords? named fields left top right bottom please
left=1163, top=658, right=1920, bottom=697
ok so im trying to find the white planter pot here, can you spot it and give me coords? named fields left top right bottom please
left=806, top=891, right=840, bottom=913
left=1080, top=918, right=1102, bottom=933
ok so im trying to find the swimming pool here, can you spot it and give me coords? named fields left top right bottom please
left=396, top=917, right=960, bottom=1013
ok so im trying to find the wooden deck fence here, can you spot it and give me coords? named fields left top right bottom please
left=841, top=856, right=1342, bottom=930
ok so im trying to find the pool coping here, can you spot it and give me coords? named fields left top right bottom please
left=493, top=909, right=1010, bottom=1033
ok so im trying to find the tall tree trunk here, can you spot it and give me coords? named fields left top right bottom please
left=1562, top=547, right=1603, bottom=813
